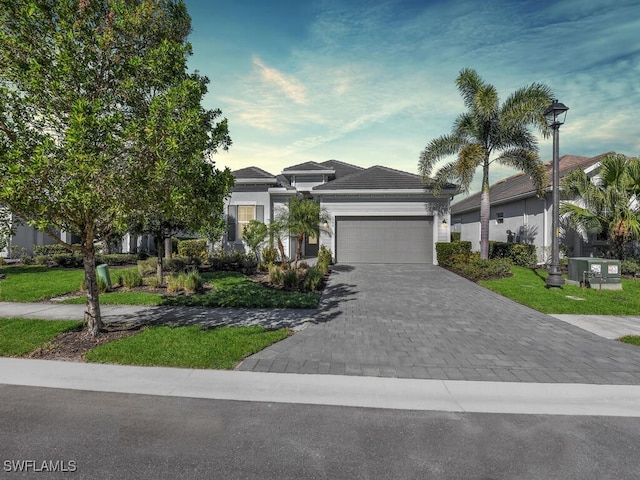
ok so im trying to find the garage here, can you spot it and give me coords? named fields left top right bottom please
left=335, top=216, right=433, bottom=264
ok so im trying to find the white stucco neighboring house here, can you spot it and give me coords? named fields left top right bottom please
left=450, top=152, right=612, bottom=261
left=225, top=159, right=457, bottom=264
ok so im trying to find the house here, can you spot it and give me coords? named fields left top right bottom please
left=450, top=152, right=612, bottom=260
left=0, top=211, right=60, bottom=258
left=225, top=160, right=457, bottom=264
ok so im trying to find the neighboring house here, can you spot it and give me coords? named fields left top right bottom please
left=0, top=211, right=59, bottom=258
left=225, top=160, right=457, bottom=264
left=450, top=152, right=612, bottom=260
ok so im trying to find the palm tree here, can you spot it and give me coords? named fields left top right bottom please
left=282, top=197, right=329, bottom=267
left=419, top=68, right=553, bottom=259
left=561, top=153, right=640, bottom=259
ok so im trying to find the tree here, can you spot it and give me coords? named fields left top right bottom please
left=280, top=197, right=328, bottom=267
left=419, top=68, right=553, bottom=259
left=242, top=220, right=268, bottom=261
left=561, top=153, right=640, bottom=259
left=268, top=212, right=289, bottom=262
left=0, top=0, right=230, bottom=336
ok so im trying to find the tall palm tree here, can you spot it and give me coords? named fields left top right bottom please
left=282, top=197, right=329, bottom=267
left=419, top=68, right=553, bottom=259
left=561, top=153, right=640, bottom=259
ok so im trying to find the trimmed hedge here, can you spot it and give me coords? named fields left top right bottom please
left=435, top=241, right=472, bottom=267
left=489, top=242, right=536, bottom=267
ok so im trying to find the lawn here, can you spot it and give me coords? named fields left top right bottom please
left=85, top=325, right=289, bottom=369
left=0, top=265, right=84, bottom=301
left=0, top=318, right=82, bottom=356
left=479, top=266, right=640, bottom=315
left=62, top=270, right=320, bottom=308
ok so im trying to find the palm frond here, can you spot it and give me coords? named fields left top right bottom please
left=496, top=147, right=547, bottom=195
left=501, top=83, right=554, bottom=136
left=455, top=68, right=484, bottom=110
left=418, top=133, right=466, bottom=177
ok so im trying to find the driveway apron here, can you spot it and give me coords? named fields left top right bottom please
left=237, top=264, right=640, bottom=384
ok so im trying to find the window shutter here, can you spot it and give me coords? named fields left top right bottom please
left=227, top=205, right=237, bottom=242
left=256, top=205, right=264, bottom=222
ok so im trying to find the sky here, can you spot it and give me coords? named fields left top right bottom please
left=184, top=0, right=640, bottom=194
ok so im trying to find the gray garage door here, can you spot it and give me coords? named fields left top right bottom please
left=336, top=216, right=433, bottom=264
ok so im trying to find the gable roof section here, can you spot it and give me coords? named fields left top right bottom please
left=232, top=166, right=276, bottom=181
left=451, top=152, right=612, bottom=214
left=282, top=161, right=334, bottom=175
left=319, top=159, right=364, bottom=179
left=313, top=165, right=446, bottom=192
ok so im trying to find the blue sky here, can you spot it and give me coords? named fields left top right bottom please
left=185, top=0, right=640, bottom=193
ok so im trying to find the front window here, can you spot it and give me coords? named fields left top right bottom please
left=496, top=212, right=504, bottom=224
left=237, top=205, right=256, bottom=240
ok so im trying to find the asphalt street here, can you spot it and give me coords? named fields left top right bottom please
left=2, top=384, right=640, bottom=480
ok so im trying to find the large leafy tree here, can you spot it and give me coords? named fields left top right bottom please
left=0, top=0, right=231, bottom=336
left=561, top=153, right=640, bottom=259
left=419, top=68, right=553, bottom=259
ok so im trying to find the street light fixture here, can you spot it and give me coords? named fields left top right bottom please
left=544, top=99, right=569, bottom=288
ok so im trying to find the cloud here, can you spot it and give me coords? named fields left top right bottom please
left=252, top=56, right=307, bottom=105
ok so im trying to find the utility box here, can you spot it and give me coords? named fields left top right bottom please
left=96, top=264, right=112, bottom=289
left=567, top=257, right=622, bottom=290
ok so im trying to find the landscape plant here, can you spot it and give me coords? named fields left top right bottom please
left=419, top=68, right=553, bottom=259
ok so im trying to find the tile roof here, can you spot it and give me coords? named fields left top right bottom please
left=282, top=161, right=333, bottom=172
left=319, top=159, right=364, bottom=179
left=232, top=166, right=276, bottom=180
left=313, top=165, right=441, bottom=191
left=451, top=152, right=612, bottom=214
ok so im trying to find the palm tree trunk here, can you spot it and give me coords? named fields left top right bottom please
left=479, top=160, right=491, bottom=260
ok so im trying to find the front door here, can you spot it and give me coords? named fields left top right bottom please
left=304, top=232, right=319, bottom=257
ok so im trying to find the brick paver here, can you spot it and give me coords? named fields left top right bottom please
left=237, top=264, right=640, bottom=384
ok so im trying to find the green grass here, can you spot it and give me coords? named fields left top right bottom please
left=0, top=318, right=82, bottom=356
left=85, top=325, right=290, bottom=369
left=479, top=266, right=640, bottom=315
left=620, top=336, right=640, bottom=346
left=62, top=270, right=319, bottom=308
left=0, top=265, right=84, bottom=302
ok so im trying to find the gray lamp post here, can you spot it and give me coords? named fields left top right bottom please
left=544, top=99, right=569, bottom=288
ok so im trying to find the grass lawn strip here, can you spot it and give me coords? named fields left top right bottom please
left=0, top=318, right=82, bottom=356
left=0, top=265, right=84, bottom=302
left=85, top=325, right=289, bottom=369
left=479, top=266, right=640, bottom=315
left=620, top=336, right=640, bottom=346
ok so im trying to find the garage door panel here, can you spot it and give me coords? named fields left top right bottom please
left=336, top=216, right=433, bottom=264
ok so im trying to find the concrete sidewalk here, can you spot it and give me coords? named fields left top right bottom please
left=2, top=357, right=640, bottom=417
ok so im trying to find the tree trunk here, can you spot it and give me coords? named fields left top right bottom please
left=83, top=244, right=102, bottom=337
left=479, top=161, right=491, bottom=260
left=164, top=237, right=172, bottom=259
left=276, top=237, right=287, bottom=263
left=156, top=236, right=164, bottom=285
left=295, top=232, right=304, bottom=268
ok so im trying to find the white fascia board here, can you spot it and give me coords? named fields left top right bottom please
left=236, top=178, right=277, bottom=185
left=282, top=169, right=335, bottom=175
left=268, top=187, right=297, bottom=194
left=312, top=188, right=448, bottom=196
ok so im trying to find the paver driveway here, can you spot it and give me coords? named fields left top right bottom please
left=238, top=264, right=640, bottom=384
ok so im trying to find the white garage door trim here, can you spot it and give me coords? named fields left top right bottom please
left=336, top=216, right=433, bottom=264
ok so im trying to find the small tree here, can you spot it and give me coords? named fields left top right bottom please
left=269, top=213, right=289, bottom=262
left=282, top=197, right=329, bottom=267
left=242, top=220, right=268, bottom=261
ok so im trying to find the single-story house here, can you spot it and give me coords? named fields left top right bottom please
left=450, top=152, right=612, bottom=260
left=226, top=159, right=457, bottom=264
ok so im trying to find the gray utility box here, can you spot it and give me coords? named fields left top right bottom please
left=567, top=257, right=622, bottom=290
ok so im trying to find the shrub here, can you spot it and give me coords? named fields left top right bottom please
left=51, top=253, right=83, bottom=268
left=138, top=257, right=158, bottom=276
left=318, top=245, right=333, bottom=266
left=450, top=232, right=461, bottom=242
left=283, top=268, right=299, bottom=290
left=621, top=259, right=640, bottom=276
left=298, top=260, right=309, bottom=271
left=177, top=239, right=208, bottom=261
left=97, top=254, right=138, bottom=266
left=262, top=246, right=278, bottom=265
left=146, top=275, right=161, bottom=289
left=120, top=269, right=143, bottom=289
left=184, top=270, right=203, bottom=293
left=448, top=253, right=513, bottom=281
left=303, top=266, right=323, bottom=292
left=317, top=258, right=330, bottom=275
left=167, top=273, right=186, bottom=293
left=268, top=264, right=284, bottom=285
left=35, top=255, right=50, bottom=265
left=20, top=254, right=35, bottom=265
left=96, top=276, right=110, bottom=293
left=489, top=242, right=537, bottom=267
left=436, top=241, right=472, bottom=267
left=33, top=244, right=72, bottom=256
left=164, top=257, right=187, bottom=273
